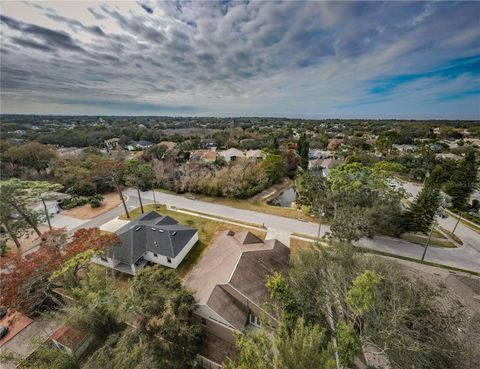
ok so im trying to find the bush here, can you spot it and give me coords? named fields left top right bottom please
left=58, top=195, right=87, bottom=210
left=89, top=194, right=104, bottom=208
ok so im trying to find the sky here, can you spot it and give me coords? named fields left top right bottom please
left=1, top=1, right=479, bottom=119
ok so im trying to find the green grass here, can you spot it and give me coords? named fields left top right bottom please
left=400, top=233, right=457, bottom=248
left=120, top=204, right=266, bottom=278
left=360, top=249, right=480, bottom=277
left=171, top=207, right=266, bottom=229
left=290, top=237, right=315, bottom=255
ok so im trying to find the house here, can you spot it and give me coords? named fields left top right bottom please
left=245, top=149, right=265, bottom=160
left=200, top=139, right=218, bottom=150
left=436, top=153, right=462, bottom=161
left=190, top=150, right=218, bottom=163
left=104, top=137, right=121, bottom=152
left=309, top=158, right=344, bottom=176
left=184, top=230, right=290, bottom=366
left=50, top=324, right=93, bottom=358
left=94, top=211, right=198, bottom=275
left=392, top=144, right=417, bottom=153
left=219, top=148, right=244, bottom=162
left=309, top=149, right=330, bottom=159
left=127, top=140, right=153, bottom=151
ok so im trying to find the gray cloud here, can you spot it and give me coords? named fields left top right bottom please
left=0, top=1, right=479, bottom=117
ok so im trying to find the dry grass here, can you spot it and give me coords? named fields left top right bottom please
left=63, top=193, right=124, bottom=220
left=400, top=233, right=457, bottom=248
left=120, top=204, right=266, bottom=278
left=290, top=237, right=315, bottom=255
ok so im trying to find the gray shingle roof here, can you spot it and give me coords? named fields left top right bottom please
left=107, top=211, right=197, bottom=264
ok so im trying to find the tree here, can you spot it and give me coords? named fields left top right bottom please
left=83, top=266, right=201, bottom=369
left=405, top=165, right=444, bottom=233
left=0, top=179, right=63, bottom=237
left=3, top=142, right=56, bottom=175
left=445, top=149, right=478, bottom=210
left=0, top=228, right=119, bottom=314
left=225, top=317, right=335, bottom=369
left=93, top=161, right=130, bottom=218
left=297, top=133, right=309, bottom=170
left=262, top=154, right=287, bottom=184
left=124, top=160, right=154, bottom=214
left=330, top=205, right=373, bottom=242
left=268, top=243, right=469, bottom=369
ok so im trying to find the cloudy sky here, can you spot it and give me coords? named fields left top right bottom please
left=1, top=1, right=479, bottom=118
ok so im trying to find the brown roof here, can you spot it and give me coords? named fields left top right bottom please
left=51, top=325, right=88, bottom=349
left=191, top=150, right=217, bottom=161
left=184, top=231, right=290, bottom=328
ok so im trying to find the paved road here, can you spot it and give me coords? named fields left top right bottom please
left=58, top=188, right=479, bottom=273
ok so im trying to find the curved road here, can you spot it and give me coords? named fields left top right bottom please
left=59, top=188, right=479, bottom=273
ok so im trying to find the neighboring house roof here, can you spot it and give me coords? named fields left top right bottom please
left=128, top=140, right=153, bottom=148
left=191, top=150, right=217, bottom=162
left=309, top=158, right=343, bottom=170
left=184, top=230, right=289, bottom=328
left=51, top=325, right=88, bottom=351
left=220, top=148, right=244, bottom=159
left=108, top=211, right=198, bottom=264
left=436, top=153, right=462, bottom=160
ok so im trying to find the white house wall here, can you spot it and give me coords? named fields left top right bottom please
left=142, top=232, right=198, bottom=269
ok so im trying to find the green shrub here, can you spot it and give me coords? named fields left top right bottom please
left=88, top=194, right=104, bottom=208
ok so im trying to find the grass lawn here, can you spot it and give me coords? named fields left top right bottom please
left=290, top=237, right=315, bottom=255
left=120, top=204, right=266, bottom=278
left=400, top=232, right=457, bottom=248
left=445, top=210, right=480, bottom=234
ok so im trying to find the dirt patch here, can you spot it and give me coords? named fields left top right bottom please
left=63, top=193, right=124, bottom=220
left=5, top=224, right=49, bottom=254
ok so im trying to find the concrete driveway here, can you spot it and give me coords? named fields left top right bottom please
left=49, top=213, right=88, bottom=231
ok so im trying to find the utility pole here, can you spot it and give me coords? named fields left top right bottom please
left=317, top=204, right=324, bottom=240
left=421, top=220, right=435, bottom=263
left=41, top=198, right=52, bottom=230
left=137, top=187, right=144, bottom=214
left=152, top=188, right=158, bottom=208
left=452, top=213, right=462, bottom=235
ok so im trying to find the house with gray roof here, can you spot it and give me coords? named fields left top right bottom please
left=94, top=211, right=198, bottom=275
left=184, top=230, right=289, bottom=365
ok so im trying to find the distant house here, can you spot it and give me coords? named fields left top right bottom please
left=190, top=150, right=218, bottom=163
left=308, top=149, right=330, bottom=159
left=127, top=140, right=153, bottom=151
left=94, top=211, right=198, bottom=275
left=200, top=139, right=218, bottom=150
left=50, top=324, right=93, bottom=358
left=436, top=153, right=462, bottom=161
left=219, top=148, right=244, bottom=162
left=245, top=149, right=265, bottom=160
left=184, top=230, right=290, bottom=366
left=392, top=144, right=417, bottom=153
left=104, top=137, right=121, bottom=152
left=309, top=158, right=344, bottom=176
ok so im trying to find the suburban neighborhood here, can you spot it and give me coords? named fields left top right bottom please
left=1, top=1, right=480, bottom=369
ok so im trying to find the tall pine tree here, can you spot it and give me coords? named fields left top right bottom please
left=445, top=149, right=478, bottom=210
left=405, top=165, right=444, bottom=233
left=297, top=133, right=309, bottom=171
